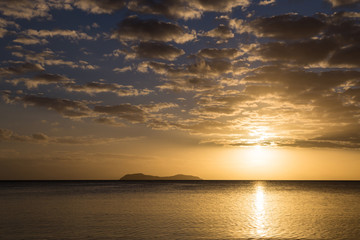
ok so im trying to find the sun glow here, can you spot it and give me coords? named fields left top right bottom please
left=244, top=145, right=271, bottom=165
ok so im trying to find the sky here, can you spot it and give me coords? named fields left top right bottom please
left=0, top=0, right=360, bottom=180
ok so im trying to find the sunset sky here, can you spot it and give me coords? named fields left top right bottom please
left=1, top=0, right=360, bottom=180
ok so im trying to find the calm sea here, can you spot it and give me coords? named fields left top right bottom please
left=0, top=181, right=359, bottom=240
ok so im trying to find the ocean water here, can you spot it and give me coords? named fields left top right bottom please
left=0, top=181, right=359, bottom=240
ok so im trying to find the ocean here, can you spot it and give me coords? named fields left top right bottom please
left=0, top=181, right=359, bottom=240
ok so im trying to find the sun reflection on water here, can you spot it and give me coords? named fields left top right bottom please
left=253, top=183, right=267, bottom=237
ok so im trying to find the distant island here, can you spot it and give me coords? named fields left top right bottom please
left=120, top=173, right=202, bottom=180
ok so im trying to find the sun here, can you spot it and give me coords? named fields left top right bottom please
left=245, top=145, right=269, bottom=165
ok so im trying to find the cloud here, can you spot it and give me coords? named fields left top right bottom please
left=20, top=95, right=92, bottom=118
left=231, top=13, right=325, bottom=39
left=157, top=76, right=222, bottom=92
left=252, top=38, right=338, bottom=65
left=94, top=117, right=126, bottom=126
left=0, top=61, right=44, bottom=76
left=24, top=29, right=94, bottom=40
left=0, top=0, right=74, bottom=20
left=0, top=0, right=53, bottom=19
left=111, top=17, right=196, bottom=44
left=189, top=0, right=250, bottom=12
left=197, top=48, right=240, bottom=59
left=128, top=0, right=249, bottom=20
left=325, top=0, right=360, bottom=7
left=140, top=59, right=233, bottom=78
left=13, top=36, right=48, bottom=45
left=203, top=24, right=234, bottom=40
left=0, top=128, right=137, bottom=145
left=127, top=0, right=202, bottom=20
left=65, top=81, right=153, bottom=97
left=0, top=17, right=19, bottom=38
left=113, top=66, right=132, bottom=73
left=259, top=0, right=276, bottom=5
left=328, top=44, right=360, bottom=67
left=10, top=48, right=99, bottom=70
left=94, top=102, right=178, bottom=123
left=73, top=0, right=125, bottom=14
left=8, top=73, right=73, bottom=88
left=132, top=41, right=185, bottom=60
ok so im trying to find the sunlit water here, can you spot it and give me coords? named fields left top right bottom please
left=1, top=181, right=360, bottom=240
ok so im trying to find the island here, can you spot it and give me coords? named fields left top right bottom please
left=120, top=173, right=202, bottom=180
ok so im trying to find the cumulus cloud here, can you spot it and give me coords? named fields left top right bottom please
left=132, top=41, right=185, bottom=60
left=111, top=17, right=196, bottom=44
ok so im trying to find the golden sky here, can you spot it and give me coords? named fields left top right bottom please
left=0, top=0, right=360, bottom=180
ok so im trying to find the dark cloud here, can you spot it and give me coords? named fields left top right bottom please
left=253, top=38, right=338, bottom=65
left=128, top=0, right=249, bottom=20
left=157, top=76, right=222, bottom=92
left=93, top=102, right=177, bottom=123
left=232, top=13, right=325, bottom=39
left=94, top=104, right=146, bottom=122
left=139, top=59, right=233, bottom=78
left=111, top=17, right=195, bottom=43
left=132, top=41, right=185, bottom=60
left=20, top=95, right=91, bottom=118
left=197, top=48, right=240, bottom=59
left=328, top=44, right=360, bottom=67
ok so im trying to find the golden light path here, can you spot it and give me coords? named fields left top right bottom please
left=252, top=183, right=268, bottom=237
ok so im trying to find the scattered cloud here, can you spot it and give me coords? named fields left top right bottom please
left=8, top=73, right=73, bottom=88
left=131, top=41, right=185, bottom=60
left=202, top=24, right=234, bottom=42
left=65, top=81, right=153, bottom=97
left=325, top=0, right=360, bottom=7
left=111, top=17, right=196, bottom=44
left=0, top=127, right=138, bottom=145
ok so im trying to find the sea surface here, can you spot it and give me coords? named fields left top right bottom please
left=0, top=181, right=359, bottom=240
